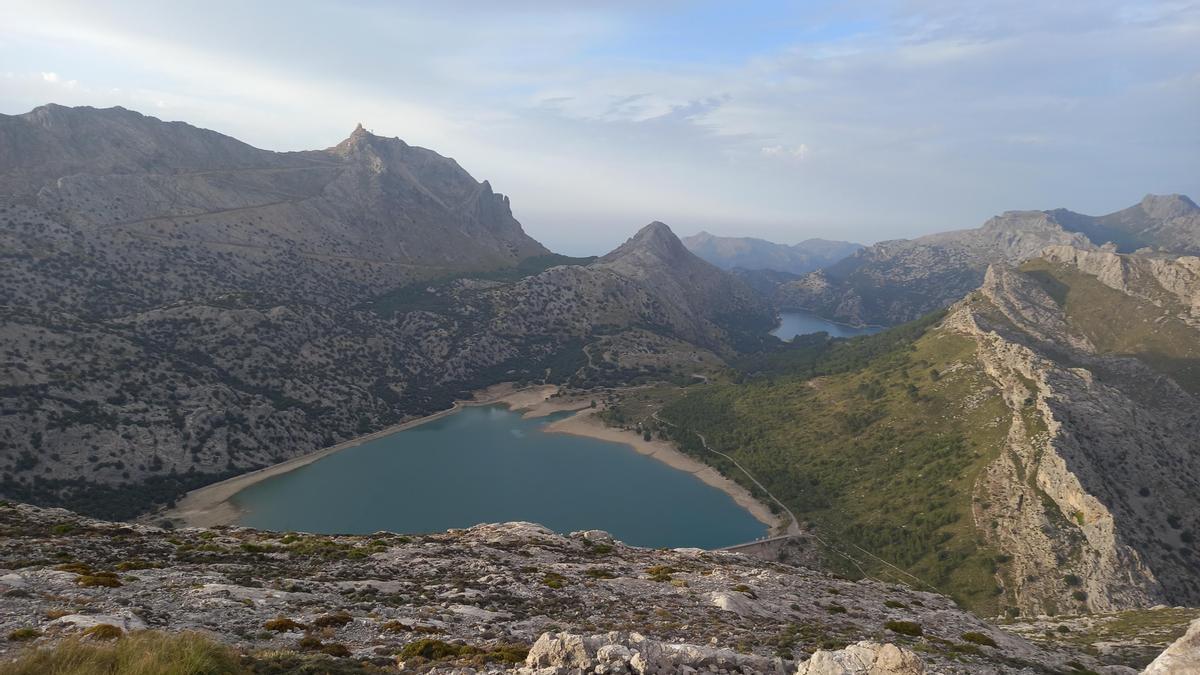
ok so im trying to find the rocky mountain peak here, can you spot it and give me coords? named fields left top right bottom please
left=1139, top=193, right=1198, bottom=220
left=604, top=221, right=691, bottom=264
left=332, top=122, right=389, bottom=155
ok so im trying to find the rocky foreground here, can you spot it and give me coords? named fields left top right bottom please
left=0, top=502, right=1175, bottom=674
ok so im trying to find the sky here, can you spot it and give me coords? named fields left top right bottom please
left=1, top=0, right=1197, bottom=255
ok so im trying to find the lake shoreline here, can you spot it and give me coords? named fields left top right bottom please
left=163, top=383, right=564, bottom=528
left=164, top=383, right=780, bottom=542
left=543, top=409, right=784, bottom=536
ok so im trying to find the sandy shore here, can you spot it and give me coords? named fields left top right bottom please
left=164, top=383, right=562, bottom=528
left=164, top=383, right=780, bottom=538
left=543, top=409, right=785, bottom=535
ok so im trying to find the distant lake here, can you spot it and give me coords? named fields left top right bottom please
left=771, top=309, right=882, bottom=341
left=233, top=406, right=767, bottom=549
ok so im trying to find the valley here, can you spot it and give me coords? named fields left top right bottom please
left=1, top=103, right=1198, bottom=673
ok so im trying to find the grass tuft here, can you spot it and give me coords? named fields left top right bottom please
left=0, top=630, right=245, bottom=674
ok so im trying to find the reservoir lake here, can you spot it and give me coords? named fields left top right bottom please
left=771, top=309, right=882, bottom=341
left=233, top=405, right=768, bottom=549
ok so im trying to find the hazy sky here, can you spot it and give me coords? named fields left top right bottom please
left=1, top=1, right=1197, bottom=255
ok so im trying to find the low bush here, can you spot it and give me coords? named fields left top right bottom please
left=83, top=624, right=124, bottom=640
left=398, top=638, right=478, bottom=661
left=7, top=627, right=40, bottom=642
left=645, top=566, right=675, bottom=582
left=320, top=643, right=351, bottom=657
left=263, top=617, right=305, bottom=632
left=883, top=600, right=907, bottom=609
left=77, top=572, right=121, bottom=588
left=311, top=612, right=353, bottom=628
left=884, top=620, right=923, bottom=637
left=960, top=631, right=997, bottom=647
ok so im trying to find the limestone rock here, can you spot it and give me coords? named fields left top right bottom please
left=1142, top=618, right=1200, bottom=674
left=794, top=641, right=924, bottom=675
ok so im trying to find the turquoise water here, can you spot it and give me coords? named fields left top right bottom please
left=232, top=406, right=767, bottom=549
left=771, top=309, right=882, bottom=341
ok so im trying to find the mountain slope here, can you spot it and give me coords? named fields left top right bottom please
left=639, top=246, right=1200, bottom=617
left=595, top=223, right=775, bottom=349
left=0, top=104, right=547, bottom=295
left=683, top=231, right=862, bottom=275
left=778, top=196, right=1198, bottom=326
left=0, top=106, right=768, bottom=519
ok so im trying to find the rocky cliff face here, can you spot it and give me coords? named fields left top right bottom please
left=940, top=248, right=1200, bottom=614
left=0, top=502, right=1110, bottom=673
left=0, top=106, right=768, bottom=519
left=777, top=197, right=1197, bottom=326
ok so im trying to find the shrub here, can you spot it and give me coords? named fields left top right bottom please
left=885, top=620, right=923, bottom=636
left=1071, top=590, right=1088, bottom=602
left=645, top=566, right=674, bottom=582
left=0, top=631, right=246, bottom=675
left=263, top=617, right=305, bottom=632
left=311, top=612, right=352, bottom=628
left=398, top=638, right=478, bottom=661
left=7, top=627, right=40, bottom=642
left=55, top=562, right=92, bottom=574
left=542, top=573, right=567, bottom=589
left=960, top=631, right=997, bottom=647
left=825, top=604, right=847, bottom=614
left=114, top=560, right=156, bottom=571
left=77, top=573, right=121, bottom=588
left=1063, top=574, right=1082, bottom=587
left=884, top=600, right=907, bottom=609
left=296, top=635, right=323, bottom=651
left=381, top=620, right=442, bottom=635
left=320, top=643, right=351, bottom=657
left=584, top=568, right=616, bottom=580
left=474, top=643, right=529, bottom=665
left=83, top=624, right=124, bottom=640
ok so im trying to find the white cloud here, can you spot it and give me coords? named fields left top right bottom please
left=761, top=144, right=810, bottom=160
left=40, top=71, right=59, bottom=83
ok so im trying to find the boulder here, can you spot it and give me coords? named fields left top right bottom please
left=795, top=641, right=924, bottom=675
left=1142, top=618, right=1200, bottom=674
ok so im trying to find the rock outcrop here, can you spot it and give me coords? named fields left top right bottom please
left=1142, top=618, right=1200, bottom=674
left=518, top=631, right=794, bottom=674
left=0, top=502, right=1097, bottom=673
left=794, top=641, right=924, bottom=675
left=941, top=247, right=1200, bottom=613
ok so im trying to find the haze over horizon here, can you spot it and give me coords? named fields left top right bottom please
left=1, top=0, right=1196, bottom=255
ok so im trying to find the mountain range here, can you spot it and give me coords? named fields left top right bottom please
left=1, top=104, right=1198, bottom=671
left=682, top=231, right=862, bottom=275
left=0, top=105, right=770, bottom=518
left=778, top=195, right=1200, bottom=326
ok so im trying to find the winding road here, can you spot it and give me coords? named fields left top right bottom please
left=652, top=410, right=801, bottom=537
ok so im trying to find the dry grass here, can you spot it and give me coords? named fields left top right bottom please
left=0, top=630, right=246, bottom=675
